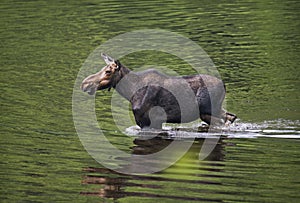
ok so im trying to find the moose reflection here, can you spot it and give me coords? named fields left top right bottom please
left=81, top=53, right=236, bottom=129
left=81, top=137, right=226, bottom=201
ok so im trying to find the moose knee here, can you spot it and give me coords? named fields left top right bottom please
left=132, top=105, right=143, bottom=116
left=149, top=106, right=167, bottom=122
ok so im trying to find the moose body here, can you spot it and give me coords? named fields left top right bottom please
left=81, top=54, right=236, bottom=129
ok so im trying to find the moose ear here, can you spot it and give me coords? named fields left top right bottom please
left=101, top=53, right=115, bottom=65
left=114, top=60, right=121, bottom=70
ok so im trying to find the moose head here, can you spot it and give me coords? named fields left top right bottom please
left=81, top=53, right=123, bottom=95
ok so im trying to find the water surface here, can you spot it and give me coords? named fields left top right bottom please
left=1, top=0, right=299, bottom=202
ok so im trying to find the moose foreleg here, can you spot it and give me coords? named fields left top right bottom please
left=131, top=85, right=163, bottom=129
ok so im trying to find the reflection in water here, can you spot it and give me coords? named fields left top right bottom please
left=81, top=168, right=127, bottom=199
left=81, top=136, right=226, bottom=201
left=80, top=120, right=300, bottom=202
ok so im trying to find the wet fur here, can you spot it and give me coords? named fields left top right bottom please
left=81, top=56, right=237, bottom=129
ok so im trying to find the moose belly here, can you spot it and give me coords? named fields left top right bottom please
left=157, top=89, right=200, bottom=124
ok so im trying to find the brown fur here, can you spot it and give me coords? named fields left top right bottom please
left=81, top=54, right=236, bottom=129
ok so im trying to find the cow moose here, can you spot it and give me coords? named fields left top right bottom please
left=81, top=53, right=236, bottom=129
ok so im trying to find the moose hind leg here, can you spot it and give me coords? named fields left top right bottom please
left=200, top=114, right=223, bottom=126
left=221, top=109, right=237, bottom=124
left=226, top=112, right=237, bottom=123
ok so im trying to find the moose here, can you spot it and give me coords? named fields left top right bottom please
left=81, top=53, right=236, bottom=129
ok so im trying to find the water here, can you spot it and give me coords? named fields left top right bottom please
left=1, top=0, right=299, bottom=202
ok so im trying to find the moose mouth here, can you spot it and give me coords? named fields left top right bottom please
left=86, top=88, right=96, bottom=95
left=81, top=81, right=112, bottom=95
left=81, top=83, right=98, bottom=95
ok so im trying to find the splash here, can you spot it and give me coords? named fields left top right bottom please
left=125, top=119, right=300, bottom=139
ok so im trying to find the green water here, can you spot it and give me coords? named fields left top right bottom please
left=1, top=0, right=299, bottom=202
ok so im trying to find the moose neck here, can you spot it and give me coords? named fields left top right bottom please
left=114, top=65, right=139, bottom=101
left=119, top=65, right=131, bottom=78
